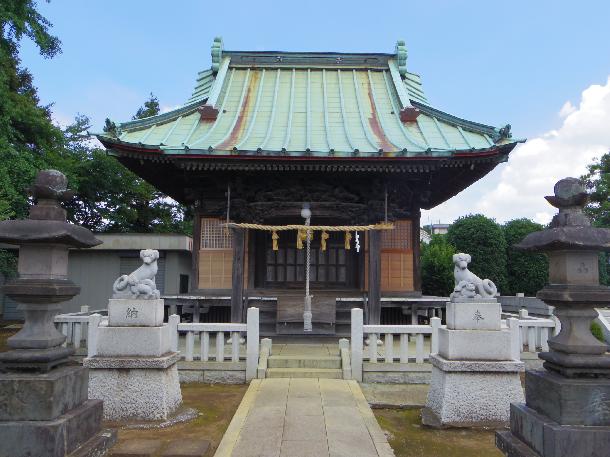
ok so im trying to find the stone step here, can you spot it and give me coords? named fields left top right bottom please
left=267, top=355, right=341, bottom=369
left=265, top=368, right=343, bottom=379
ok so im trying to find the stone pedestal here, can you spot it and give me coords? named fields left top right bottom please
left=0, top=365, right=116, bottom=457
left=496, top=370, right=610, bottom=457
left=422, top=298, right=524, bottom=428
left=84, top=298, right=182, bottom=421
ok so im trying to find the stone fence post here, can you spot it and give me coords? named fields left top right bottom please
left=430, top=317, right=441, bottom=355
left=507, top=317, right=521, bottom=361
left=246, top=307, right=259, bottom=381
left=168, top=314, right=180, bottom=352
left=87, top=313, right=102, bottom=358
left=351, top=308, right=363, bottom=382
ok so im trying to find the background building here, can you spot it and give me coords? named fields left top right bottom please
left=0, top=233, right=192, bottom=319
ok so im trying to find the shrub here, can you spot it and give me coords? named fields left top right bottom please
left=447, top=214, right=507, bottom=292
left=591, top=321, right=605, bottom=343
left=421, top=234, right=455, bottom=297
left=503, top=219, right=548, bottom=296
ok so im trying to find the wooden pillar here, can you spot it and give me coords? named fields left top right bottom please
left=191, top=209, right=202, bottom=292
left=412, top=210, right=422, bottom=293
left=368, top=230, right=382, bottom=325
left=231, top=228, right=245, bottom=323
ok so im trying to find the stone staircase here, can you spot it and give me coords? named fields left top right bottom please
left=265, top=353, right=344, bottom=379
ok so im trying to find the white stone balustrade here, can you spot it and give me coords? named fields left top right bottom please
left=350, top=308, right=442, bottom=381
left=175, top=307, right=260, bottom=381
left=54, top=306, right=105, bottom=350
left=503, top=309, right=560, bottom=354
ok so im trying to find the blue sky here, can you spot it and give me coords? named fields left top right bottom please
left=19, top=0, right=610, bottom=223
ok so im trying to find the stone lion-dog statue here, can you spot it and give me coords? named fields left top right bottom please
left=112, top=249, right=161, bottom=299
left=450, top=253, right=498, bottom=299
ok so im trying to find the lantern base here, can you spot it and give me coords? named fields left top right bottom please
left=0, top=347, right=74, bottom=373
left=539, top=351, right=610, bottom=378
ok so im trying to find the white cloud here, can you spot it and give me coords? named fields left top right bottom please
left=423, top=76, right=610, bottom=226
left=559, top=101, right=576, bottom=118
left=161, top=104, right=181, bottom=114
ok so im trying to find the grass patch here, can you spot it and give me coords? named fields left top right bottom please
left=374, top=409, right=503, bottom=457
left=0, top=328, right=18, bottom=352
left=106, top=383, right=247, bottom=456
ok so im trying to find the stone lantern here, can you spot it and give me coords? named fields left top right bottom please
left=0, top=170, right=116, bottom=456
left=0, top=170, right=100, bottom=370
left=497, top=177, right=610, bottom=457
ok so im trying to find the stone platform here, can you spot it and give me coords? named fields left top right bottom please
left=214, top=378, right=394, bottom=457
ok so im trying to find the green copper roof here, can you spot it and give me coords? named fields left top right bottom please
left=98, top=39, right=521, bottom=158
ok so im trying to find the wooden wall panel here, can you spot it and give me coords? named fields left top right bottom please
left=381, top=220, right=414, bottom=292
left=381, top=251, right=414, bottom=291
left=198, top=249, right=233, bottom=289
left=363, top=220, right=415, bottom=292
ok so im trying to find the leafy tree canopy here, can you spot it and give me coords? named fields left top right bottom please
left=132, top=93, right=160, bottom=120
left=582, top=152, right=610, bottom=284
left=503, top=218, right=548, bottom=295
left=421, top=234, right=455, bottom=297
left=0, top=0, right=64, bottom=220
left=447, top=214, right=508, bottom=292
left=0, top=1, right=63, bottom=278
left=60, top=109, right=192, bottom=235
left=583, top=152, right=610, bottom=227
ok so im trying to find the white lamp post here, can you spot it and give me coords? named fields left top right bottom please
left=301, top=203, right=313, bottom=332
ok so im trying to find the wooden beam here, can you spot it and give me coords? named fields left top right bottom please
left=368, top=230, right=381, bottom=325
left=231, top=227, right=245, bottom=323
left=412, top=210, right=422, bottom=293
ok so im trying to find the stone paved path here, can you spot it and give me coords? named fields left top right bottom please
left=214, top=378, right=395, bottom=457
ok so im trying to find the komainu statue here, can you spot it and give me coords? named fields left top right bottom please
left=112, top=249, right=160, bottom=299
left=450, top=253, right=498, bottom=299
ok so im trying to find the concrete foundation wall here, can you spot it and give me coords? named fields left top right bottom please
left=177, top=361, right=246, bottom=384
left=362, top=362, right=432, bottom=384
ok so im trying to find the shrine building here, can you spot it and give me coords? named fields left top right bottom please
left=96, top=38, right=523, bottom=335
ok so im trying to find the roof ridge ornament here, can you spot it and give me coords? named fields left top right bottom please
left=494, top=124, right=512, bottom=144
left=211, top=36, right=223, bottom=73
left=395, top=40, right=408, bottom=76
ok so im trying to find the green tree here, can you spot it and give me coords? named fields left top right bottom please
left=421, top=234, right=455, bottom=296
left=58, top=113, right=192, bottom=235
left=582, top=152, right=610, bottom=285
left=447, top=214, right=508, bottom=291
left=0, top=1, right=62, bottom=279
left=132, top=93, right=160, bottom=120
left=583, top=152, right=610, bottom=227
left=503, top=218, right=548, bottom=295
left=0, top=0, right=63, bottom=220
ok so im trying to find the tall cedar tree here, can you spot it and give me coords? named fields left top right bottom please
left=447, top=214, right=508, bottom=292
left=503, top=219, right=548, bottom=295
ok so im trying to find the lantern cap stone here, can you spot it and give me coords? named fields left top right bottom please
left=515, top=177, right=610, bottom=252
left=0, top=170, right=101, bottom=248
